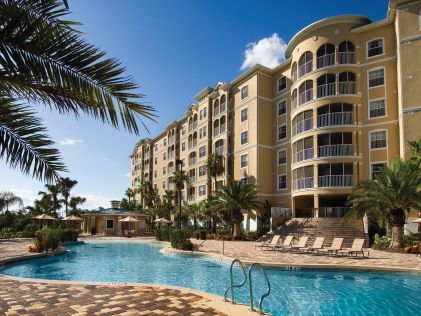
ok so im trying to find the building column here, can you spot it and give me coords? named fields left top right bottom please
left=353, top=162, right=358, bottom=187
left=314, top=194, right=319, bottom=218
left=313, top=135, right=318, bottom=158
left=352, top=131, right=358, bottom=155
left=291, top=197, right=295, bottom=218
left=314, top=164, right=318, bottom=188
left=312, top=108, right=318, bottom=129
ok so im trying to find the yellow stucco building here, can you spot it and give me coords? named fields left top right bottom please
left=130, top=0, right=421, bottom=232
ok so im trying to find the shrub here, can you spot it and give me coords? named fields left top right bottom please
left=372, top=234, right=391, bottom=250
left=403, top=233, right=421, bottom=247
left=256, top=224, right=270, bottom=237
left=170, top=228, right=193, bottom=251
left=155, top=227, right=173, bottom=241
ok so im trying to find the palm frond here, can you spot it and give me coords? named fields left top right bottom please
left=0, top=97, right=66, bottom=182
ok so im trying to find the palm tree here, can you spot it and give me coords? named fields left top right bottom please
left=59, top=177, right=78, bottom=216
left=202, top=193, right=220, bottom=232
left=0, top=191, right=23, bottom=213
left=125, top=188, right=135, bottom=204
left=38, top=184, right=62, bottom=216
left=171, top=170, right=188, bottom=227
left=183, top=202, right=201, bottom=229
left=346, top=159, right=421, bottom=248
left=163, top=190, right=175, bottom=205
left=68, top=196, right=86, bottom=216
left=409, top=138, right=421, bottom=157
left=211, top=181, right=262, bottom=238
left=0, top=0, right=155, bottom=183
left=206, top=154, right=224, bottom=191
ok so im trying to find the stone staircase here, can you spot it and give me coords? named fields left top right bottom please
left=268, top=217, right=368, bottom=248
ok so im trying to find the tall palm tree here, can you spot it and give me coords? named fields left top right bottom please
left=125, top=188, right=135, bottom=204
left=206, top=154, right=224, bottom=191
left=68, top=196, right=86, bottom=216
left=0, top=191, right=23, bottom=213
left=183, top=202, right=201, bottom=229
left=59, top=177, right=77, bottom=216
left=171, top=170, right=188, bottom=227
left=202, top=193, right=219, bottom=232
left=38, top=183, right=62, bottom=216
left=0, top=0, right=155, bottom=183
left=163, top=189, right=175, bottom=205
left=211, top=181, right=262, bottom=238
left=346, top=159, right=421, bottom=248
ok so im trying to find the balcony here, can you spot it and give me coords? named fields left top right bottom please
left=317, top=53, right=335, bottom=69
left=188, top=194, right=196, bottom=202
left=292, top=71, right=297, bottom=83
left=339, top=52, right=355, bottom=64
left=292, top=98, right=297, bottom=109
left=188, top=139, right=197, bottom=149
left=189, top=176, right=196, bottom=184
left=294, top=177, right=314, bottom=190
left=298, top=61, right=312, bottom=78
left=319, top=207, right=350, bottom=217
left=317, top=83, right=336, bottom=98
left=299, top=89, right=313, bottom=105
left=318, top=144, right=353, bottom=157
left=339, top=82, right=356, bottom=94
left=215, top=147, right=224, bottom=155
left=220, top=123, right=226, bottom=134
left=318, top=112, right=353, bottom=127
left=293, top=117, right=313, bottom=136
left=213, top=108, right=219, bottom=117
left=220, top=102, right=226, bottom=113
left=318, top=175, right=353, bottom=187
left=294, top=148, right=314, bottom=163
left=214, top=127, right=219, bottom=136
left=189, top=158, right=196, bottom=166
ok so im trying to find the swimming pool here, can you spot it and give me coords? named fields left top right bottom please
left=1, top=242, right=420, bottom=315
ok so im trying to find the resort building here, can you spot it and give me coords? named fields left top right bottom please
left=130, top=0, right=421, bottom=231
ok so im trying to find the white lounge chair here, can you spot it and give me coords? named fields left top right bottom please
left=337, top=239, right=368, bottom=258
left=274, top=235, right=294, bottom=251
left=290, top=236, right=309, bottom=252
left=315, top=238, right=343, bottom=256
left=257, top=235, right=281, bottom=251
left=295, top=237, right=324, bottom=253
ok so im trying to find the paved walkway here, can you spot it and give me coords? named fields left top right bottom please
left=194, top=239, right=421, bottom=271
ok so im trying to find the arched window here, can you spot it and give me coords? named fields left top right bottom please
left=220, top=95, right=226, bottom=113
left=193, top=114, right=198, bottom=129
left=291, top=62, right=298, bottom=82
left=339, top=72, right=356, bottom=94
left=298, top=80, right=313, bottom=105
left=338, top=41, right=355, bottom=64
left=220, top=116, right=226, bottom=133
left=213, top=99, right=220, bottom=117
left=317, top=74, right=336, bottom=98
left=291, top=89, right=298, bottom=109
left=298, top=51, right=313, bottom=77
left=188, top=118, right=193, bottom=131
left=292, top=110, right=313, bottom=136
left=316, top=43, right=335, bottom=68
left=188, top=134, right=193, bottom=149
left=215, top=140, right=224, bottom=155
left=213, top=119, right=220, bottom=136
left=317, top=103, right=353, bottom=127
left=189, top=152, right=196, bottom=166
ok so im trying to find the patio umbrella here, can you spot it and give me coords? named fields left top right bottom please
left=119, top=216, right=140, bottom=236
left=62, top=215, right=83, bottom=230
left=154, top=218, right=172, bottom=224
left=33, top=214, right=57, bottom=228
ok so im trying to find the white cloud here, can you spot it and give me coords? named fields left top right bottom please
left=75, top=192, right=114, bottom=210
left=240, top=33, right=287, bottom=70
left=5, top=188, right=38, bottom=209
left=60, top=138, right=82, bottom=145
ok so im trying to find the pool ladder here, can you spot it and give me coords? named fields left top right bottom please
left=223, top=259, right=271, bottom=315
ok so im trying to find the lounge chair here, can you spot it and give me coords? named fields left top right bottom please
left=337, top=239, right=368, bottom=258
left=296, top=237, right=325, bottom=253
left=290, top=236, right=309, bottom=252
left=257, top=235, right=281, bottom=251
left=274, top=235, right=294, bottom=251
left=315, top=238, right=344, bottom=256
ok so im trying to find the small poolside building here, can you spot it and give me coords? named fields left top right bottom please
left=82, top=200, right=149, bottom=236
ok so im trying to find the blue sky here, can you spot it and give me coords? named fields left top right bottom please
left=0, top=0, right=388, bottom=211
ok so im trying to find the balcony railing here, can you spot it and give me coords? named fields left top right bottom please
left=188, top=194, right=196, bottom=202
left=318, top=112, right=353, bottom=127
left=317, top=53, right=335, bottom=69
left=189, top=158, right=196, bottom=166
left=292, top=98, right=297, bottom=109
left=318, top=144, right=353, bottom=157
left=294, top=148, right=314, bottom=163
left=294, top=177, right=314, bottom=190
left=213, top=108, right=219, bottom=117
left=319, top=207, right=350, bottom=218
left=220, top=102, right=226, bottom=113
left=220, top=124, right=226, bottom=133
left=214, top=127, right=219, bottom=136
left=293, top=117, right=313, bottom=136
left=298, top=61, right=312, bottom=78
left=215, top=147, right=224, bottom=155
left=292, top=71, right=297, bottom=83
left=299, top=89, right=313, bottom=105
left=317, top=83, right=336, bottom=98
left=189, top=176, right=196, bottom=184
left=318, top=175, right=353, bottom=187
left=339, top=81, right=356, bottom=94
left=339, top=52, right=355, bottom=64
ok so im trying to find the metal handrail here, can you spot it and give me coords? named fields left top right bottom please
left=224, top=259, right=247, bottom=304
left=248, top=263, right=271, bottom=314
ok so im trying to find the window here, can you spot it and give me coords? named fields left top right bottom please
left=368, top=69, right=385, bottom=87
left=367, top=39, right=384, bottom=57
left=199, top=146, right=206, bottom=157
left=163, top=167, right=166, bottom=175
left=241, top=85, right=249, bottom=100
left=203, top=107, right=207, bottom=117
left=155, top=157, right=157, bottom=165
left=278, top=149, right=287, bottom=165
left=240, top=154, right=248, bottom=168
left=106, top=219, right=114, bottom=230
left=182, top=142, right=185, bottom=151
left=278, top=100, right=286, bottom=116
left=199, top=109, right=203, bottom=120
left=369, top=99, right=386, bottom=118
left=240, top=177, right=249, bottom=185
left=241, top=108, right=248, bottom=122
left=163, top=153, right=166, bottom=160
left=240, top=131, right=248, bottom=145
left=371, top=163, right=386, bottom=180
left=163, top=138, right=167, bottom=146
left=154, top=171, right=157, bottom=178
left=199, top=165, right=206, bottom=177
left=278, top=125, right=287, bottom=140
left=182, top=126, right=186, bottom=135
left=199, top=185, right=206, bottom=196
left=163, top=181, right=166, bottom=189
left=278, top=76, right=287, bottom=92
left=278, top=174, right=287, bottom=190
left=370, top=131, right=387, bottom=149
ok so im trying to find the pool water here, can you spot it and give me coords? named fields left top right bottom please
left=1, top=242, right=420, bottom=315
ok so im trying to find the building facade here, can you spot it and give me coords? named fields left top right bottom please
left=130, top=0, right=421, bottom=229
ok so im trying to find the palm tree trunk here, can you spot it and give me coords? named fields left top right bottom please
left=233, top=222, right=241, bottom=238
left=390, top=225, right=403, bottom=248
left=65, top=198, right=68, bottom=217
left=389, top=208, right=405, bottom=248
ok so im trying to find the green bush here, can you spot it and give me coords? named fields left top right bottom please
left=155, top=227, right=173, bottom=241
left=372, top=234, right=391, bottom=250
left=170, top=228, right=193, bottom=250
left=403, top=233, right=421, bottom=247
left=35, top=228, right=79, bottom=252
left=256, top=224, right=270, bottom=237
